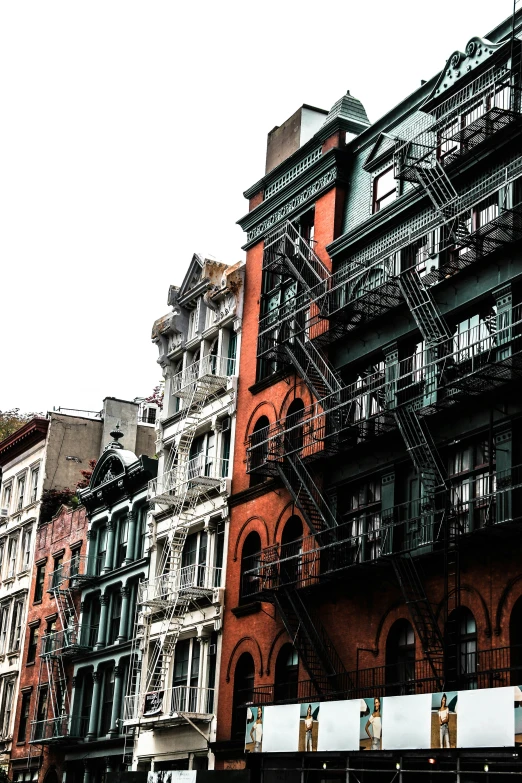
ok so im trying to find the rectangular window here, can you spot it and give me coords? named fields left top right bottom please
left=21, top=528, right=32, bottom=571
left=0, top=539, right=5, bottom=579
left=70, top=547, right=81, bottom=578
left=226, top=330, right=237, bottom=376
left=9, top=600, right=24, bottom=652
left=373, top=166, right=396, bottom=213
left=34, top=686, right=48, bottom=740
left=0, top=606, right=9, bottom=654
left=7, top=538, right=18, bottom=578
left=16, top=475, right=26, bottom=511
left=117, top=516, right=129, bottom=567
left=34, top=564, right=45, bottom=602
left=27, top=626, right=39, bottom=664
left=221, top=429, right=231, bottom=478
left=188, top=299, right=201, bottom=340
left=1, top=679, right=14, bottom=737
left=17, top=691, right=31, bottom=742
left=99, top=667, right=115, bottom=736
left=30, top=468, right=39, bottom=504
left=96, top=526, right=107, bottom=574
left=108, top=591, right=122, bottom=645
left=1, top=484, right=11, bottom=514
left=51, top=555, right=63, bottom=589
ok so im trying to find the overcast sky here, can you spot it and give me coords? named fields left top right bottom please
left=0, top=1, right=508, bottom=415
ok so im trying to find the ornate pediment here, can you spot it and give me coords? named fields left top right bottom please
left=178, top=253, right=204, bottom=300
left=423, top=37, right=506, bottom=110
left=91, top=454, right=125, bottom=488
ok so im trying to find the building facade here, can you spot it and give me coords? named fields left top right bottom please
left=123, top=254, right=244, bottom=773
left=215, top=8, right=522, bottom=782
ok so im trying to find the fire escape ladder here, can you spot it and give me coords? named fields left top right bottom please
left=415, top=160, right=458, bottom=218
left=394, top=405, right=446, bottom=496
left=126, top=372, right=227, bottom=721
left=391, top=554, right=444, bottom=690
left=398, top=268, right=452, bottom=347
left=274, top=588, right=348, bottom=695
left=277, top=453, right=337, bottom=535
left=265, top=220, right=331, bottom=292
left=284, top=335, right=343, bottom=401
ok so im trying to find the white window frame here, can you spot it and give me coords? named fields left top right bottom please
left=16, top=473, right=26, bottom=511
left=1, top=483, right=12, bottom=514
left=21, top=527, right=32, bottom=572
left=7, top=537, right=18, bottom=579
left=0, top=604, right=10, bottom=655
left=30, top=466, right=40, bottom=504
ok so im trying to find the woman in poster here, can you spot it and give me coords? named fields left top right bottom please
left=439, top=693, right=450, bottom=748
left=304, top=704, right=314, bottom=751
left=250, top=706, right=263, bottom=752
left=365, top=697, right=382, bottom=750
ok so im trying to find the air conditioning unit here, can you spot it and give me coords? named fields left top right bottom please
left=208, top=643, right=217, bottom=657
left=221, top=416, right=231, bottom=433
left=0, top=509, right=8, bottom=519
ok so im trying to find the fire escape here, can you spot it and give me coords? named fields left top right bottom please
left=250, top=53, right=522, bottom=694
left=30, top=556, right=97, bottom=744
left=124, top=355, right=230, bottom=727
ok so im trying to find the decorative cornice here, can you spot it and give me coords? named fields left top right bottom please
left=243, top=165, right=342, bottom=249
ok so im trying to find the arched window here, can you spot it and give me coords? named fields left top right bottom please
left=386, top=619, right=415, bottom=695
left=274, top=643, right=299, bottom=702
left=446, top=607, right=477, bottom=689
left=241, top=532, right=261, bottom=599
left=285, top=399, right=305, bottom=454
left=280, top=515, right=302, bottom=585
left=232, top=653, right=255, bottom=739
left=510, top=596, right=522, bottom=684
left=250, top=416, right=270, bottom=486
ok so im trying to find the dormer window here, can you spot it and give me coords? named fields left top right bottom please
left=373, top=166, right=396, bottom=213
left=188, top=299, right=201, bottom=340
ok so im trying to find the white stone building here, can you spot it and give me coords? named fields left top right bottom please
left=125, top=254, right=244, bottom=774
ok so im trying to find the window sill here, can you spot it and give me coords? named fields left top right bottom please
left=25, top=661, right=35, bottom=668
left=231, top=602, right=261, bottom=618
left=32, top=600, right=42, bottom=606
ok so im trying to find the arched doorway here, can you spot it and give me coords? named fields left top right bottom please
left=385, top=619, right=415, bottom=695
left=232, top=652, right=255, bottom=739
left=274, top=643, right=299, bottom=702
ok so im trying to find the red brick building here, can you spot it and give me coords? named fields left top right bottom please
left=10, top=505, right=88, bottom=783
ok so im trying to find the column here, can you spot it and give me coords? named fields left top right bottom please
left=125, top=509, right=138, bottom=564
left=86, top=670, right=102, bottom=740
left=109, top=665, right=125, bottom=736
left=197, top=634, right=211, bottom=713
left=69, top=676, right=78, bottom=735
left=83, top=761, right=93, bottom=783
left=104, top=517, right=116, bottom=573
left=117, top=585, right=131, bottom=643
left=95, top=592, right=109, bottom=649
left=85, top=529, right=93, bottom=575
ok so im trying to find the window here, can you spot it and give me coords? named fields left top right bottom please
left=221, top=428, right=231, bottom=478
left=171, top=637, right=200, bottom=712
left=188, top=432, right=215, bottom=480
left=0, top=605, right=9, bottom=654
left=51, top=554, right=63, bottom=589
left=386, top=620, right=416, bottom=695
left=448, top=438, right=496, bottom=532
left=0, top=679, right=15, bottom=737
left=1, top=484, right=12, bottom=514
left=136, top=507, right=147, bottom=560
left=85, top=596, right=100, bottom=648
left=249, top=415, right=270, bottom=485
left=96, top=525, right=107, bottom=574
left=34, top=564, right=45, bottom=602
left=30, top=468, right=39, bottom=504
left=240, top=531, right=262, bottom=598
left=344, top=479, right=382, bottom=562
left=21, top=528, right=32, bottom=572
left=446, top=607, right=477, bottom=690
left=7, top=537, right=18, bottom=578
left=33, top=686, right=48, bottom=740
left=0, top=538, right=6, bottom=579
left=257, top=268, right=298, bottom=380
left=117, top=516, right=129, bottom=567
left=373, top=166, right=397, bottom=212
left=188, top=299, right=201, bottom=340
left=17, top=691, right=31, bottom=742
left=181, top=531, right=208, bottom=589
left=232, top=653, right=254, bottom=739
left=226, top=330, right=237, bottom=376
left=9, top=599, right=24, bottom=652
left=274, top=644, right=299, bottom=702
left=284, top=398, right=305, bottom=454
left=70, top=547, right=81, bottom=579
left=27, top=626, right=39, bottom=664
left=280, top=516, right=303, bottom=585
left=214, top=522, right=224, bottom=587
left=16, top=475, right=26, bottom=511
left=99, top=667, right=115, bottom=736
left=108, top=591, right=122, bottom=645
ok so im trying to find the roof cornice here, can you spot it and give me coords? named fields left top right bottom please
left=0, top=418, right=49, bottom=466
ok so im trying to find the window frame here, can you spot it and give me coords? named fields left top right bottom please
left=372, top=165, right=397, bottom=213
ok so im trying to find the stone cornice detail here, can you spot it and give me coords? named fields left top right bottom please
left=242, top=162, right=343, bottom=249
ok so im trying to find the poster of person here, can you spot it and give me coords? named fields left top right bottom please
left=359, top=696, right=383, bottom=751
left=514, top=686, right=522, bottom=745
left=245, top=705, right=264, bottom=753
left=431, top=692, right=458, bottom=749
left=298, top=702, right=319, bottom=751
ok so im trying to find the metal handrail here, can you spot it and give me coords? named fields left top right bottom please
left=148, top=457, right=228, bottom=501
left=139, top=564, right=222, bottom=603
left=171, top=354, right=236, bottom=395
left=123, top=685, right=215, bottom=723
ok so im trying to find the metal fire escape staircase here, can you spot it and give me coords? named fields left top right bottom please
left=125, top=365, right=229, bottom=725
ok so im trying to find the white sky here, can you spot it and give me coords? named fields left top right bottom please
left=0, top=1, right=509, bottom=414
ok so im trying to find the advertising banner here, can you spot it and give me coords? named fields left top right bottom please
left=245, top=685, right=522, bottom=753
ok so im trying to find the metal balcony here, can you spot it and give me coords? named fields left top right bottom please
left=241, top=463, right=522, bottom=597
left=171, top=354, right=236, bottom=399
left=123, top=685, right=215, bottom=727
left=394, top=67, right=522, bottom=184
left=248, top=303, right=522, bottom=474
left=147, top=456, right=227, bottom=506
left=47, top=555, right=102, bottom=592
left=40, top=626, right=97, bottom=658
left=29, top=715, right=88, bottom=744
left=139, top=564, right=222, bottom=609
